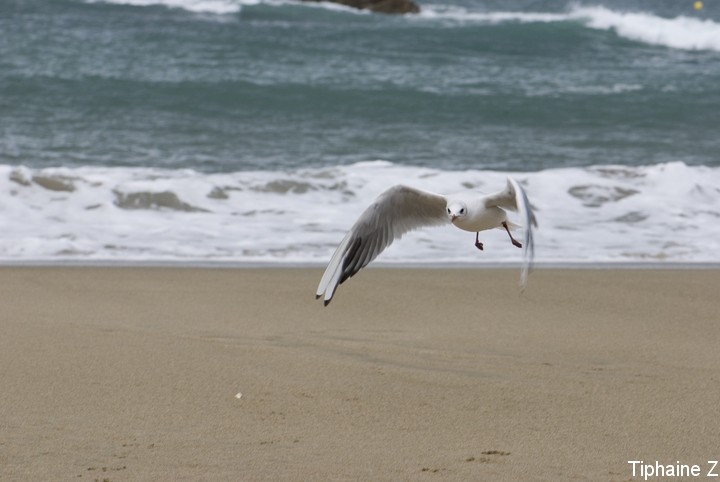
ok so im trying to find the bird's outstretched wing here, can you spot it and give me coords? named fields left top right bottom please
left=316, top=185, right=448, bottom=305
left=484, top=177, right=538, bottom=289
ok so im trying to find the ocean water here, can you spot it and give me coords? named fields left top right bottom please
left=1, top=0, right=719, bottom=264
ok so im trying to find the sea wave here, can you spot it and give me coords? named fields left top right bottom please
left=82, top=0, right=720, bottom=52
left=417, top=4, right=720, bottom=52
left=1, top=162, right=718, bottom=264
left=82, top=0, right=365, bottom=14
left=572, top=5, right=720, bottom=52
left=84, top=0, right=243, bottom=14
left=416, top=5, right=568, bottom=23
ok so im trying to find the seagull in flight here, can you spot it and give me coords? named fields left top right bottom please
left=316, top=177, right=538, bottom=305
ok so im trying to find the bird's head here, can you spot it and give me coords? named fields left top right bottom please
left=446, top=201, right=467, bottom=223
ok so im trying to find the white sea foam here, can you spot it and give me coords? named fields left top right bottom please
left=572, top=5, right=720, bottom=52
left=527, top=83, right=644, bottom=98
left=83, top=0, right=720, bottom=52
left=1, top=162, right=719, bottom=264
left=417, top=3, right=720, bottom=52
left=85, top=0, right=243, bottom=14
left=83, top=0, right=363, bottom=14
left=416, top=5, right=568, bottom=23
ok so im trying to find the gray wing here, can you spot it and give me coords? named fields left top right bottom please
left=485, top=177, right=538, bottom=290
left=316, top=185, right=448, bottom=306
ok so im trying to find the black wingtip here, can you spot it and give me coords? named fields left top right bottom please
left=323, top=299, right=331, bottom=307
left=315, top=294, right=321, bottom=300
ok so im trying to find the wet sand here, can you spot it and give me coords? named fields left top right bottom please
left=1, top=267, right=718, bottom=480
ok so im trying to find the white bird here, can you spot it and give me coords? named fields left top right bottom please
left=316, top=177, right=538, bottom=305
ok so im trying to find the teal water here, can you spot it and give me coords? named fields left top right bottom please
left=2, top=0, right=720, bottom=172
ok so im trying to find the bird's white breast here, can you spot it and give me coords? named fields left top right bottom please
left=453, top=204, right=506, bottom=233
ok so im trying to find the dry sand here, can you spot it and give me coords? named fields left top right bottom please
left=0, top=267, right=718, bottom=481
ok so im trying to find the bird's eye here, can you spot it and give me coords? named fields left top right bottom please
left=447, top=208, right=451, bottom=214
left=460, top=208, right=465, bottom=214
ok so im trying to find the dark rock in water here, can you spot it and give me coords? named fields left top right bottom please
left=113, top=190, right=209, bottom=212
left=302, top=0, right=420, bottom=14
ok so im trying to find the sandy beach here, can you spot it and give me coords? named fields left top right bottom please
left=1, top=267, right=718, bottom=481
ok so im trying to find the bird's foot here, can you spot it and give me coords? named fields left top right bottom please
left=502, top=222, right=522, bottom=249
left=474, top=232, right=484, bottom=251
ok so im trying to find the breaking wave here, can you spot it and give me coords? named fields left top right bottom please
left=2, top=161, right=719, bottom=264
left=82, top=0, right=720, bottom=52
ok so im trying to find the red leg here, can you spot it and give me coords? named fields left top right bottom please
left=502, top=222, right=522, bottom=248
left=474, top=232, right=484, bottom=251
